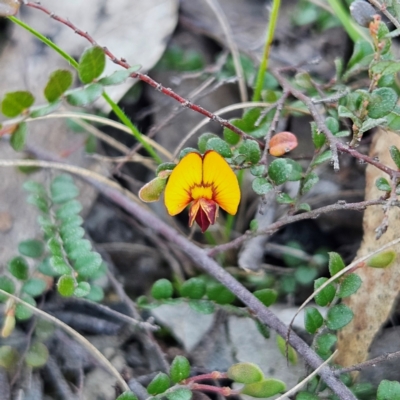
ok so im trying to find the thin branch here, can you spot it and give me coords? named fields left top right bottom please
left=0, top=289, right=129, bottom=392
left=368, top=0, right=400, bottom=30
left=4, top=149, right=357, bottom=400
left=287, top=237, right=400, bottom=342
left=272, top=69, right=400, bottom=179
left=333, top=349, right=400, bottom=376
left=203, top=0, right=248, bottom=102
left=275, top=351, right=337, bottom=400
left=22, top=3, right=261, bottom=147
left=207, top=198, right=385, bottom=257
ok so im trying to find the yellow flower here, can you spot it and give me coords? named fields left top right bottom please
left=164, top=150, right=241, bottom=232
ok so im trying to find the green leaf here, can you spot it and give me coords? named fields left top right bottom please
left=227, top=362, right=264, bottom=384
left=205, top=137, right=232, bottom=158
left=238, top=139, right=261, bottom=164
left=367, top=250, right=396, bottom=268
left=98, top=65, right=140, bottom=86
left=170, top=355, right=190, bottom=383
left=304, top=307, right=324, bottom=334
left=0, top=276, right=15, bottom=302
left=302, top=172, right=319, bottom=194
left=10, top=122, right=28, bottom=151
left=298, top=203, right=311, bottom=212
left=50, top=256, right=70, bottom=275
left=57, top=275, right=75, bottom=297
left=23, top=180, right=46, bottom=195
left=377, top=380, right=400, bottom=400
left=390, top=146, right=400, bottom=169
left=325, top=116, right=339, bottom=135
left=295, top=266, right=318, bottom=285
left=116, top=391, right=139, bottom=400
left=276, top=335, right=297, bottom=365
left=78, top=46, right=106, bottom=84
left=253, top=289, right=277, bottom=307
left=255, top=319, right=270, bottom=339
left=359, top=117, right=388, bottom=135
left=156, top=162, right=176, bottom=176
left=311, top=150, right=332, bottom=167
left=315, top=333, right=337, bottom=355
left=147, top=372, right=171, bottom=395
left=276, top=192, right=294, bottom=204
left=242, top=379, right=286, bottom=398
left=368, top=87, right=398, bottom=119
left=60, top=226, right=85, bottom=245
left=22, top=278, right=47, bottom=297
left=180, top=278, right=206, bottom=299
left=250, top=165, right=266, bottom=177
left=371, top=60, right=400, bottom=75
left=8, top=256, right=29, bottom=280
left=47, top=237, right=63, bottom=258
left=223, top=126, right=241, bottom=145
left=74, top=281, right=91, bottom=297
left=179, top=148, right=199, bottom=160
left=295, top=392, right=320, bottom=400
left=326, top=304, right=354, bottom=330
left=74, top=252, right=102, bottom=278
left=328, top=252, right=345, bottom=277
left=344, top=40, right=374, bottom=79
left=337, top=273, right=362, bottom=298
left=376, top=177, right=391, bottom=192
left=1, top=91, right=35, bottom=117
left=166, top=388, right=192, bottom=400
left=206, top=282, right=235, bottom=304
left=25, top=342, right=49, bottom=368
left=151, top=279, right=173, bottom=299
left=387, top=106, right=400, bottom=130
left=314, top=277, right=336, bottom=307
left=285, top=159, right=303, bottom=181
left=15, top=294, right=36, bottom=320
left=30, top=100, right=61, bottom=118
left=27, top=194, right=49, bottom=213
left=56, top=199, right=83, bottom=220
left=0, top=346, right=19, bottom=369
left=268, top=159, right=291, bottom=185
left=18, top=239, right=44, bottom=258
left=311, top=122, right=326, bottom=150
left=252, top=177, right=273, bottom=195
left=85, top=285, right=104, bottom=302
left=188, top=299, right=215, bottom=314
left=44, top=69, right=73, bottom=102
left=51, top=174, right=79, bottom=204
left=65, top=239, right=92, bottom=261
left=197, top=133, right=219, bottom=153
left=338, top=105, right=359, bottom=121
left=65, top=83, right=103, bottom=107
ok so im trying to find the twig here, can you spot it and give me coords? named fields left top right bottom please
left=22, top=2, right=261, bottom=147
left=207, top=198, right=385, bottom=257
left=333, top=349, right=400, bottom=376
left=272, top=69, right=400, bottom=179
left=173, top=101, right=277, bottom=158
left=287, top=237, right=400, bottom=342
left=5, top=151, right=357, bottom=400
left=275, top=351, right=337, bottom=400
left=368, top=0, right=400, bottom=30
left=260, top=89, right=290, bottom=165
left=203, top=0, right=248, bottom=102
left=0, top=289, right=130, bottom=392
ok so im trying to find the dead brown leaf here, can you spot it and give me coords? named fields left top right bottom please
left=336, top=128, right=400, bottom=368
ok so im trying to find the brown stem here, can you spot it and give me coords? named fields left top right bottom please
left=24, top=142, right=357, bottom=400
left=24, top=2, right=262, bottom=148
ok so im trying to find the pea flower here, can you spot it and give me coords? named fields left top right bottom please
left=164, top=150, right=241, bottom=232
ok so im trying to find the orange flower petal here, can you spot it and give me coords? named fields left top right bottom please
left=164, top=152, right=202, bottom=215
left=202, top=150, right=240, bottom=215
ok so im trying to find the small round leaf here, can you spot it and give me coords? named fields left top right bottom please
left=151, top=279, right=173, bottom=299
left=170, top=355, right=190, bottom=383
